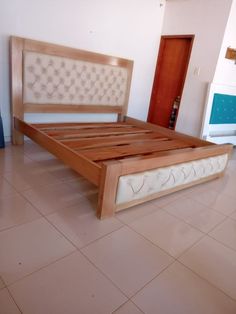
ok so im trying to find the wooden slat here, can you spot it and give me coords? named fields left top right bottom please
left=34, top=122, right=133, bottom=130
left=45, top=126, right=147, bottom=136
left=106, top=147, right=194, bottom=162
left=49, top=127, right=151, bottom=139
left=119, top=143, right=233, bottom=175
left=62, top=133, right=168, bottom=149
left=77, top=137, right=169, bottom=150
left=79, top=139, right=192, bottom=161
left=125, top=116, right=214, bottom=147
left=15, top=118, right=101, bottom=185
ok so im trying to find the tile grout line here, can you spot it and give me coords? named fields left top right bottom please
left=17, top=182, right=126, bottom=252
left=4, top=188, right=130, bottom=302
left=2, top=146, right=236, bottom=310
left=74, top=223, right=124, bottom=250
left=5, top=286, right=23, bottom=314
left=39, top=200, right=236, bottom=306
left=78, top=248, right=129, bottom=300
left=206, top=231, right=236, bottom=254
left=176, top=259, right=236, bottom=304
left=6, top=250, right=77, bottom=288
left=185, top=192, right=236, bottom=217
left=128, top=258, right=176, bottom=302
left=4, top=163, right=134, bottom=302
left=111, top=299, right=145, bottom=314
left=129, top=299, right=145, bottom=314
left=160, top=202, right=228, bottom=234
left=44, top=209, right=125, bottom=251
left=124, top=208, right=205, bottom=260
left=2, top=171, right=63, bottom=193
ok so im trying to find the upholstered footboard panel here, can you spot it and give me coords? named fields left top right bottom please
left=116, top=154, right=228, bottom=205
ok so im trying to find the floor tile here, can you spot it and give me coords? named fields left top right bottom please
left=132, top=261, right=236, bottom=314
left=30, top=157, right=83, bottom=182
left=25, top=150, right=56, bottom=162
left=23, top=140, right=46, bottom=154
left=130, top=210, right=203, bottom=257
left=22, top=182, right=83, bottom=215
left=0, top=143, right=24, bottom=156
left=9, top=251, right=127, bottom=314
left=0, top=194, right=41, bottom=231
left=0, top=218, right=75, bottom=284
left=184, top=209, right=225, bottom=233
left=117, top=202, right=160, bottom=224
left=4, top=164, right=60, bottom=192
left=0, top=153, right=32, bottom=175
left=66, top=177, right=98, bottom=195
left=230, top=210, right=236, bottom=220
left=163, top=197, right=225, bottom=233
left=50, top=166, right=82, bottom=182
left=163, top=197, right=207, bottom=219
left=209, top=218, right=236, bottom=251
left=0, top=144, right=235, bottom=313
left=113, top=301, right=143, bottom=314
left=227, top=160, right=236, bottom=172
left=189, top=189, right=221, bottom=207
left=215, top=177, right=236, bottom=200
left=30, top=157, right=65, bottom=171
left=0, top=289, right=21, bottom=314
left=151, top=191, right=184, bottom=207
left=0, top=177, right=17, bottom=198
left=0, top=277, right=5, bottom=290
left=179, top=236, right=236, bottom=300
left=47, top=199, right=123, bottom=248
left=203, top=174, right=231, bottom=193
left=82, top=226, right=173, bottom=297
left=207, top=193, right=236, bottom=216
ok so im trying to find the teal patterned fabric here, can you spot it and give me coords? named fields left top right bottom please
left=210, top=93, right=236, bottom=124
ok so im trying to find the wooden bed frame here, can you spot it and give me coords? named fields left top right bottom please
left=10, top=36, right=232, bottom=218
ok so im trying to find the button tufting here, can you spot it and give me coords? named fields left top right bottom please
left=23, top=51, right=128, bottom=106
left=116, top=154, right=228, bottom=205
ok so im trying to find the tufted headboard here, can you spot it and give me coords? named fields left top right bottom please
left=201, top=83, right=236, bottom=145
left=10, top=36, right=133, bottom=122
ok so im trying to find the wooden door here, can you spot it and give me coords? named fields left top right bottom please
left=148, top=35, right=194, bottom=128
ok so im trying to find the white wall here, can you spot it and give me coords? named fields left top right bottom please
left=0, top=0, right=165, bottom=141
left=213, top=0, right=236, bottom=85
left=162, top=0, right=233, bottom=136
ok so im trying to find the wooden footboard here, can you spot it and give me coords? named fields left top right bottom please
left=97, top=142, right=232, bottom=218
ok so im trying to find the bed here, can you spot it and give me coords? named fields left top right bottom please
left=10, top=36, right=232, bottom=218
left=201, top=83, right=236, bottom=145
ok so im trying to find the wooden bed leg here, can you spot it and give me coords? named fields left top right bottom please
left=97, top=161, right=122, bottom=219
left=12, top=128, right=24, bottom=145
left=117, top=113, right=125, bottom=122
left=10, top=37, right=25, bottom=145
left=12, top=118, right=24, bottom=145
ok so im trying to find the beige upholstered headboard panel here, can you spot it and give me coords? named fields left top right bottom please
left=23, top=51, right=129, bottom=107
left=10, top=36, right=133, bottom=119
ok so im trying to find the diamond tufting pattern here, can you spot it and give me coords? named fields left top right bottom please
left=23, top=51, right=128, bottom=106
left=116, top=154, right=228, bottom=205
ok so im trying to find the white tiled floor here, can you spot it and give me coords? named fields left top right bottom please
left=0, top=142, right=236, bottom=313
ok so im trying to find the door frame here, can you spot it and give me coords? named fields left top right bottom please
left=147, top=34, right=195, bottom=128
